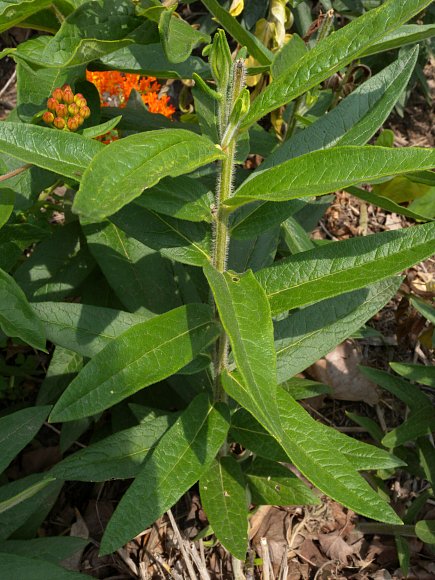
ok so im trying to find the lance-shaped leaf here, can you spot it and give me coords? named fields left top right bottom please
left=204, top=264, right=280, bottom=428
left=200, top=456, right=249, bottom=560
left=73, top=129, right=224, bottom=221
left=51, top=414, right=177, bottom=482
left=83, top=220, right=181, bottom=313
left=112, top=204, right=212, bottom=267
left=223, top=373, right=402, bottom=525
left=0, top=537, right=89, bottom=566
left=242, top=0, right=433, bottom=127
left=99, top=43, right=210, bottom=79
left=100, top=394, right=230, bottom=554
left=0, top=0, right=52, bottom=33
left=245, top=457, right=320, bottom=506
left=390, top=362, right=435, bottom=388
left=32, top=302, right=150, bottom=358
left=274, top=278, right=402, bottom=383
left=263, top=46, right=419, bottom=170
left=0, top=407, right=51, bottom=474
left=37, top=346, right=83, bottom=406
left=0, top=123, right=103, bottom=181
left=0, top=267, right=46, bottom=350
left=256, top=222, right=435, bottom=315
left=382, top=406, right=435, bottom=448
left=228, top=146, right=435, bottom=208
left=82, top=116, right=122, bottom=139
left=361, top=24, right=435, bottom=57
left=0, top=553, right=84, bottom=579
left=7, top=0, right=140, bottom=68
left=49, top=304, right=220, bottom=422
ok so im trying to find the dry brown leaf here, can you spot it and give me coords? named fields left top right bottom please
left=308, top=341, right=379, bottom=405
left=318, top=530, right=357, bottom=564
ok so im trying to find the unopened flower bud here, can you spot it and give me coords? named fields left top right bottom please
left=63, top=89, right=74, bottom=104
left=67, top=116, right=79, bottom=131
left=210, top=29, right=232, bottom=91
left=79, top=105, right=91, bottom=119
left=68, top=103, right=79, bottom=115
left=73, top=114, right=84, bottom=127
left=42, top=111, right=54, bottom=125
left=61, top=84, right=72, bottom=92
left=74, top=93, right=87, bottom=107
left=56, top=104, right=68, bottom=118
left=47, top=98, right=58, bottom=111
left=52, top=88, right=63, bottom=102
left=53, top=117, right=66, bottom=129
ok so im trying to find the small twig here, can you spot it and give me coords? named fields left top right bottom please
left=166, top=509, right=198, bottom=580
left=43, top=421, right=86, bottom=448
left=319, top=219, right=339, bottom=241
left=232, top=556, right=246, bottom=579
left=0, top=70, right=16, bottom=99
left=313, top=560, right=335, bottom=580
left=260, top=537, right=274, bottom=580
left=0, top=163, right=32, bottom=183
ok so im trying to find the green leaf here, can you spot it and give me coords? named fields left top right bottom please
left=204, top=264, right=280, bottom=428
left=0, top=406, right=51, bottom=474
left=264, top=46, right=419, bottom=169
left=274, top=278, right=402, bottom=383
left=229, top=146, right=435, bottom=208
left=0, top=188, right=14, bottom=230
left=49, top=304, right=220, bottom=422
left=223, top=374, right=402, bottom=525
left=51, top=414, right=177, bottom=481
left=230, top=199, right=305, bottom=240
left=0, top=123, right=103, bottom=181
left=0, top=267, right=46, bottom=350
left=32, top=302, right=150, bottom=358
left=159, top=8, right=210, bottom=63
left=271, top=34, right=307, bottom=79
left=281, top=215, right=315, bottom=254
left=347, top=185, right=432, bottom=221
left=411, top=296, right=435, bottom=325
left=416, top=520, right=435, bottom=544
left=99, top=42, right=210, bottom=79
left=0, top=537, right=88, bottom=566
left=200, top=456, right=248, bottom=560
left=81, top=115, right=122, bottom=139
left=134, top=175, right=213, bottom=223
left=245, top=457, right=320, bottom=506
left=10, top=0, right=140, bottom=68
left=228, top=228, right=280, bottom=273
left=280, top=377, right=331, bottom=400
left=100, top=394, right=230, bottom=555
left=390, top=362, right=435, bottom=388
left=200, top=0, right=273, bottom=66
left=359, top=366, right=429, bottom=412
left=73, top=129, right=224, bottom=221
left=37, top=347, right=83, bottom=406
left=112, top=204, right=212, bottom=267
left=0, top=553, right=84, bottom=579
left=0, top=0, right=52, bottom=33
left=242, top=0, right=433, bottom=126
left=382, top=406, right=435, bottom=448
left=256, top=222, right=435, bottom=315
left=0, top=475, right=57, bottom=517
left=83, top=220, right=181, bottom=313
left=361, top=24, right=435, bottom=57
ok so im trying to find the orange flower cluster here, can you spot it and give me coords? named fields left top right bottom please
left=86, top=70, right=175, bottom=118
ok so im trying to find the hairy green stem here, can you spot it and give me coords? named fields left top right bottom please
left=212, top=60, right=246, bottom=403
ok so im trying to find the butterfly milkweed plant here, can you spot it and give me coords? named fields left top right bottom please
left=0, top=0, right=434, bottom=575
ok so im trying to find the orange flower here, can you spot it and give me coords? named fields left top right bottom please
left=86, top=70, right=175, bottom=118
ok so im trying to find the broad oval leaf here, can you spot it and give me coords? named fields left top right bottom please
left=51, top=414, right=177, bottom=482
left=0, top=0, right=52, bottom=33
left=274, top=278, right=402, bottom=383
left=229, top=146, right=435, bottom=208
left=256, top=222, right=435, bottom=315
left=242, top=0, right=433, bottom=127
left=0, top=267, right=46, bottom=350
left=0, top=406, right=51, bottom=474
left=0, top=123, right=103, bottom=181
left=100, top=394, right=230, bottom=555
left=200, top=456, right=249, bottom=560
left=73, top=129, right=224, bottom=221
left=159, top=8, right=210, bottom=63
left=49, top=304, right=220, bottom=422
left=415, top=520, right=435, bottom=545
